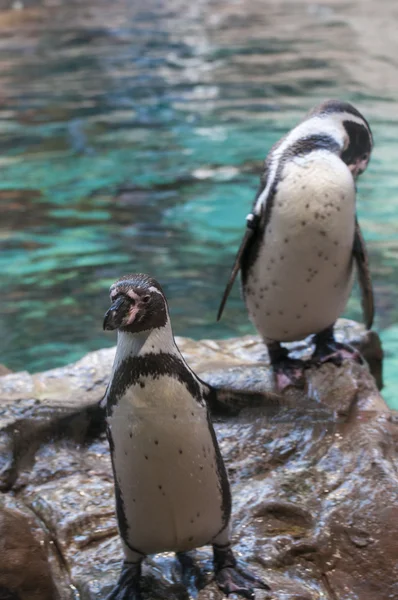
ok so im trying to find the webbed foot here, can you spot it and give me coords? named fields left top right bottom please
left=267, top=342, right=308, bottom=391
left=313, top=326, right=363, bottom=367
left=106, top=561, right=142, bottom=600
left=176, top=551, right=207, bottom=593
left=213, top=545, right=270, bottom=599
left=274, top=359, right=308, bottom=391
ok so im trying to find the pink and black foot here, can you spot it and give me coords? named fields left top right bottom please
left=267, top=341, right=308, bottom=391
left=106, top=561, right=142, bottom=600
left=213, top=544, right=270, bottom=599
left=312, top=325, right=363, bottom=366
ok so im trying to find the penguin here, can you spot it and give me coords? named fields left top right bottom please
left=217, top=100, right=374, bottom=390
left=102, top=273, right=269, bottom=600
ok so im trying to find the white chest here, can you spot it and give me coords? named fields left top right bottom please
left=107, top=375, right=226, bottom=555
left=245, top=151, right=356, bottom=342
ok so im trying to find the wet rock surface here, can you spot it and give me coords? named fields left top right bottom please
left=0, top=495, right=69, bottom=600
left=0, top=319, right=396, bottom=600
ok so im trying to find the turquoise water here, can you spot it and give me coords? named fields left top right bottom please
left=0, top=0, right=397, bottom=407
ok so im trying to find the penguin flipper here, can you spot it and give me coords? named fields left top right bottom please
left=204, top=385, right=284, bottom=417
left=217, top=214, right=259, bottom=321
left=353, top=218, right=374, bottom=330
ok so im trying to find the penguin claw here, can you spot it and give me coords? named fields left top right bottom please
left=215, top=566, right=270, bottom=599
left=312, top=341, right=363, bottom=367
left=213, top=545, right=270, bottom=599
left=312, top=326, right=364, bottom=367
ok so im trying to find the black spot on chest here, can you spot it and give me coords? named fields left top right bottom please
left=241, top=134, right=340, bottom=285
left=106, top=352, right=203, bottom=412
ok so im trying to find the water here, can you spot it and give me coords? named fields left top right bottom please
left=0, top=0, right=397, bottom=407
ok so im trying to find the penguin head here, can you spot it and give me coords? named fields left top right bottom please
left=308, top=100, right=373, bottom=178
left=103, top=273, right=168, bottom=333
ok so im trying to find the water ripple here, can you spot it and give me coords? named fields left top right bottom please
left=0, top=0, right=397, bottom=405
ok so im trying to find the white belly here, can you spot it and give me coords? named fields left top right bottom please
left=107, top=376, right=225, bottom=555
left=245, top=151, right=356, bottom=342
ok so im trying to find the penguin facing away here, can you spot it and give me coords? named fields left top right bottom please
left=102, top=273, right=269, bottom=600
left=218, top=100, right=374, bottom=390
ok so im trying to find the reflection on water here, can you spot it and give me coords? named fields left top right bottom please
left=0, top=0, right=397, bottom=406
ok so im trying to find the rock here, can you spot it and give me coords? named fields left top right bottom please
left=0, top=365, right=12, bottom=376
left=0, top=320, right=396, bottom=600
left=0, top=496, right=71, bottom=600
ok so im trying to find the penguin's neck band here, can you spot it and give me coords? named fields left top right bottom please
left=254, top=115, right=346, bottom=215
left=106, top=317, right=205, bottom=410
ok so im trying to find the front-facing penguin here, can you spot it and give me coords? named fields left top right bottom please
left=103, top=273, right=269, bottom=600
left=218, top=100, right=374, bottom=389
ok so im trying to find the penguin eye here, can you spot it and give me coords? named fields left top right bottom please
left=361, top=152, right=369, bottom=161
left=142, top=295, right=150, bottom=304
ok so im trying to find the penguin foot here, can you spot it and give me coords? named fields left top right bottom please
left=273, top=359, right=308, bottom=391
left=313, top=326, right=363, bottom=367
left=313, top=342, right=363, bottom=367
left=176, top=551, right=207, bottom=593
left=213, top=545, right=270, bottom=599
left=267, top=341, right=308, bottom=391
left=106, top=561, right=142, bottom=600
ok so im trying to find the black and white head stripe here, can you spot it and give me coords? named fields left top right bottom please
left=254, top=100, right=372, bottom=215
left=309, top=100, right=373, bottom=166
left=110, top=273, right=165, bottom=298
left=307, top=99, right=372, bottom=140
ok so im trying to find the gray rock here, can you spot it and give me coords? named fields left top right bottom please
left=0, top=320, right=396, bottom=600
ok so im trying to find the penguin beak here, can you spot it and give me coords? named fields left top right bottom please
left=103, top=297, right=126, bottom=331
